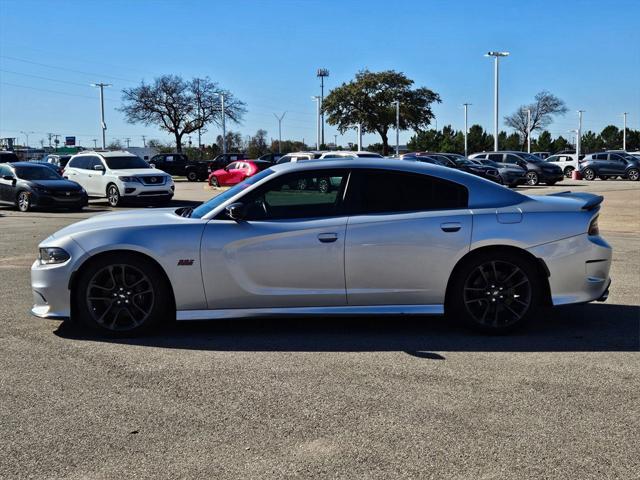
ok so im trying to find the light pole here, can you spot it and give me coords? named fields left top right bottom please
left=311, top=96, right=320, bottom=150
left=568, top=129, right=578, bottom=149
left=623, top=112, right=628, bottom=151
left=141, top=135, right=146, bottom=147
left=20, top=130, right=34, bottom=148
left=220, top=93, right=226, bottom=155
left=356, top=123, right=362, bottom=151
left=92, top=139, right=97, bottom=149
left=463, top=103, right=471, bottom=157
left=334, top=134, right=337, bottom=148
left=91, top=83, right=111, bottom=149
left=317, top=68, right=329, bottom=146
left=394, top=100, right=400, bottom=157
left=274, top=112, right=286, bottom=153
left=485, top=51, right=509, bottom=151
left=577, top=110, right=584, bottom=158
left=526, top=109, right=532, bottom=153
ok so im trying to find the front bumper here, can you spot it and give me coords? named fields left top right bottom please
left=539, top=171, right=564, bottom=183
left=31, top=259, right=74, bottom=319
left=30, top=191, right=88, bottom=209
left=527, top=233, right=612, bottom=306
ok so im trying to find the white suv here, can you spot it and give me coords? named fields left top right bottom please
left=64, top=151, right=174, bottom=207
left=544, top=153, right=582, bottom=177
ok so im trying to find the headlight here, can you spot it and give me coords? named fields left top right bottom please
left=486, top=169, right=499, bottom=176
left=33, top=185, right=50, bottom=194
left=118, top=176, right=140, bottom=183
left=38, top=247, right=70, bottom=265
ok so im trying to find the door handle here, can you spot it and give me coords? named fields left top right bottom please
left=441, top=222, right=461, bottom=233
left=318, top=233, right=338, bottom=243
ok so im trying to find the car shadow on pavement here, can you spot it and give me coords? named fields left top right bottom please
left=54, top=303, right=640, bottom=355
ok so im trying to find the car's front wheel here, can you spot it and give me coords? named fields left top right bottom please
left=582, top=168, right=596, bottom=181
left=107, top=184, right=121, bottom=207
left=186, top=170, right=198, bottom=182
left=564, top=166, right=574, bottom=177
left=16, top=191, right=31, bottom=212
left=209, top=176, right=219, bottom=187
left=525, top=171, right=539, bottom=186
left=627, top=168, right=639, bottom=181
left=73, top=253, right=172, bottom=335
left=448, top=251, right=542, bottom=333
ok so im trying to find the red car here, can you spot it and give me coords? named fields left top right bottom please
left=208, top=160, right=271, bottom=187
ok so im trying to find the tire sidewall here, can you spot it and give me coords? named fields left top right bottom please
left=73, top=253, right=172, bottom=336
left=447, top=250, right=543, bottom=333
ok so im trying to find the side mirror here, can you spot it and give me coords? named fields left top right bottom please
left=94, top=164, right=105, bottom=171
left=225, top=202, right=245, bottom=221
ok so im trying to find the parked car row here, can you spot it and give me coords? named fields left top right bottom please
left=469, top=151, right=564, bottom=186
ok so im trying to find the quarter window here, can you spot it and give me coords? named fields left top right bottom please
left=349, top=170, right=468, bottom=214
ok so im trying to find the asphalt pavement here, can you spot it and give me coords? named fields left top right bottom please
left=0, top=178, right=638, bottom=479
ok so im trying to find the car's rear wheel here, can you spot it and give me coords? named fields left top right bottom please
left=16, top=191, right=31, bottom=212
left=627, top=169, right=639, bottom=181
left=107, top=184, right=121, bottom=207
left=525, top=171, right=539, bottom=186
left=73, top=253, right=172, bottom=335
left=448, top=251, right=542, bottom=333
left=186, top=170, right=198, bottom=182
left=209, top=176, right=219, bottom=187
left=582, top=168, right=595, bottom=181
left=564, top=166, right=574, bottom=177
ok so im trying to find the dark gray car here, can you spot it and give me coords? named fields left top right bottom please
left=579, top=152, right=640, bottom=181
left=469, top=151, right=564, bottom=186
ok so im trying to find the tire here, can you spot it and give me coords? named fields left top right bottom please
left=627, top=169, right=639, bottom=181
left=209, top=176, right=219, bottom=187
left=186, top=170, right=198, bottom=182
left=107, top=184, right=121, bottom=207
left=16, top=191, right=31, bottom=212
left=447, top=250, right=542, bottom=333
left=582, top=168, right=595, bottom=181
left=73, top=253, right=173, bottom=336
left=525, top=171, right=539, bottom=186
left=318, top=177, right=330, bottom=193
left=564, top=166, right=574, bottom=178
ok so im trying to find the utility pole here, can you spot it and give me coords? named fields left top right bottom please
left=220, top=93, right=226, bottom=155
left=91, top=83, right=111, bottom=149
left=92, top=139, right=97, bottom=149
left=526, top=108, right=531, bottom=153
left=356, top=123, right=362, bottom=151
left=623, top=112, right=628, bottom=151
left=47, top=133, right=54, bottom=148
left=394, top=100, right=400, bottom=157
left=125, top=137, right=131, bottom=148
left=273, top=112, right=286, bottom=153
left=334, top=134, right=337, bottom=148
left=463, top=103, right=471, bottom=157
left=53, top=134, right=60, bottom=151
left=141, top=135, right=146, bottom=147
left=485, top=51, right=510, bottom=151
left=20, top=131, right=34, bottom=148
left=577, top=110, right=584, bottom=158
left=317, top=68, right=329, bottom=146
left=311, top=96, right=320, bottom=150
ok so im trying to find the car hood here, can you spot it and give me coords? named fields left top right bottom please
left=108, top=168, right=168, bottom=176
left=29, top=179, right=84, bottom=191
left=48, top=208, right=187, bottom=239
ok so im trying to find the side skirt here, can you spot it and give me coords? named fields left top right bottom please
left=176, top=304, right=444, bottom=321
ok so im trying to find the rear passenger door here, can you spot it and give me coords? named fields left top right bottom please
left=344, top=169, right=472, bottom=306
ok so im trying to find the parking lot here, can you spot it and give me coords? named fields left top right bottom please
left=1, top=179, right=638, bottom=479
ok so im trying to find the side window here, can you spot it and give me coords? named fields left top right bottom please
left=0, top=165, right=9, bottom=176
left=226, top=162, right=238, bottom=170
left=546, top=156, right=559, bottom=162
left=276, top=155, right=292, bottom=165
left=473, top=154, right=486, bottom=159
left=505, top=154, right=521, bottom=164
left=609, top=154, right=624, bottom=163
left=488, top=154, right=504, bottom=162
left=71, top=156, right=88, bottom=169
left=350, top=170, right=468, bottom=214
left=242, top=170, right=349, bottom=220
left=593, top=154, right=606, bottom=161
left=165, top=155, right=174, bottom=162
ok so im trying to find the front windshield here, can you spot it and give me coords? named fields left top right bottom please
left=15, top=166, right=62, bottom=180
left=454, top=158, right=475, bottom=166
left=104, top=156, right=150, bottom=169
left=190, top=168, right=274, bottom=218
left=519, top=152, right=543, bottom=162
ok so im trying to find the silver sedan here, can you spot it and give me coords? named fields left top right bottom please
left=31, top=159, right=612, bottom=335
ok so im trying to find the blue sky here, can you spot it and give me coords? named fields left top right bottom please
left=1, top=0, right=639, bottom=149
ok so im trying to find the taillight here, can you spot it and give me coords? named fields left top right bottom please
left=588, top=215, right=599, bottom=236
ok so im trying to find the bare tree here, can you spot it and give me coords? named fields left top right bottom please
left=504, top=91, right=568, bottom=148
left=120, top=75, right=246, bottom=152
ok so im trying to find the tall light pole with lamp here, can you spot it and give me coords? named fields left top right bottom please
left=622, top=112, right=628, bottom=151
left=317, top=68, right=329, bottom=147
left=311, top=96, right=320, bottom=150
left=394, top=100, right=400, bottom=157
left=485, top=51, right=510, bottom=151
left=90, top=83, right=112, bottom=149
left=462, top=103, right=471, bottom=157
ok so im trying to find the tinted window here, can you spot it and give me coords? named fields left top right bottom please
left=488, top=154, right=504, bottom=162
left=349, top=170, right=468, bottom=214
left=593, top=154, right=607, bottom=161
left=226, top=162, right=238, bottom=170
left=15, top=165, right=62, bottom=180
left=103, top=156, right=150, bottom=169
left=505, top=154, right=523, bottom=164
left=242, top=170, right=349, bottom=220
left=68, top=156, right=88, bottom=169
left=546, top=155, right=560, bottom=162
left=0, top=165, right=10, bottom=176
left=276, top=155, right=292, bottom=164
left=473, top=154, right=486, bottom=159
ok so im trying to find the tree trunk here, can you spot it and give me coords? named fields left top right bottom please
left=175, top=132, right=183, bottom=152
left=379, top=130, right=389, bottom=156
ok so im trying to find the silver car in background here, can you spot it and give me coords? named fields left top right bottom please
left=31, top=159, right=611, bottom=335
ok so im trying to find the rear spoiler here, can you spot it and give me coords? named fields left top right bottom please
left=546, top=191, right=604, bottom=211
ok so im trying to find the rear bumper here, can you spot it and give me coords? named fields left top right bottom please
left=527, top=234, right=612, bottom=306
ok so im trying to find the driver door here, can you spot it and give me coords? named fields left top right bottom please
left=200, top=169, right=350, bottom=309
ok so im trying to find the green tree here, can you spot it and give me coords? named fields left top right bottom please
left=600, top=125, right=622, bottom=150
left=504, top=132, right=522, bottom=150
left=552, top=136, right=570, bottom=152
left=246, top=129, right=269, bottom=158
left=120, top=75, right=246, bottom=152
left=504, top=91, right=568, bottom=148
left=322, top=70, right=441, bottom=155
left=466, top=124, right=493, bottom=154
left=536, top=130, right=553, bottom=152
left=216, top=131, right=244, bottom=152
left=580, top=131, right=602, bottom=153
left=407, top=129, right=442, bottom=152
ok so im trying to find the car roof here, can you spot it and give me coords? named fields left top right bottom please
left=74, top=150, right=137, bottom=158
